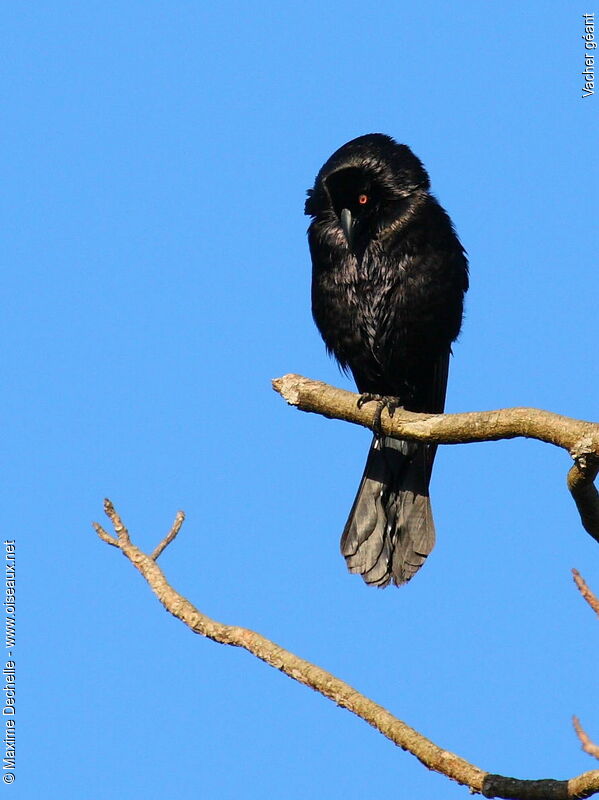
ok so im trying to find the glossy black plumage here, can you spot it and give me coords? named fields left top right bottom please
left=305, top=134, right=468, bottom=587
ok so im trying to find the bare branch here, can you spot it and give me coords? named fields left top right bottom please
left=92, top=521, right=119, bottom=548
left=569, top=466, right=599, bottom=544
left=573, top=717, right=599, bottom=761
left=151, top=510, right=185, bottom=560
left=103, top=497, right=130, bottom=544
left=93, top=501, right=599, bottom=800
left=272, top=374, right=599, bottom=541
left=572, top=569, right=599, bottom=617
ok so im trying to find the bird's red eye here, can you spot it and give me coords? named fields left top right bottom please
left=358, top=194, right=368, bottom=205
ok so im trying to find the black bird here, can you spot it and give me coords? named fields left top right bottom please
left=305, top=134, right=468, bottom=587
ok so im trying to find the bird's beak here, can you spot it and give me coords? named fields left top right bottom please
left=340, top=208, right=355, bottom=249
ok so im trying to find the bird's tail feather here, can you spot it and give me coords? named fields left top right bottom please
left=340, top=435, right=436, bottom=587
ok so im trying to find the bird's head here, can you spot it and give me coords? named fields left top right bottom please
left=305, top=134, right=430, bottom=254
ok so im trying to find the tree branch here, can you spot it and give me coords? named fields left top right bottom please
left=572, top=570, right=599, bottom=618
left=272, top=374, right=599, bottom=542
left=150, top=509, right=185, bottom=560
left=93, top=500, right=599, bottom=800
left=573, top=716, right=599, bottom=761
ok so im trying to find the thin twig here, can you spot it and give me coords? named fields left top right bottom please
left=151, top=510, right=185, bottom=560
left=92, top=521, right=119, bottom=548
left=572, top=569, right=599, bottom=617
left=573, top=717, right=599, bottom=761
left=92, top=501, right=599, bottom=800
left=103, top=497, right=130, bottom=543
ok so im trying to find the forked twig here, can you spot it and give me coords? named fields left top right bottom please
left=92, top=500, right=599, bottom=800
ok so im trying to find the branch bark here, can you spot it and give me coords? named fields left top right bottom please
left=272, top=374, right=599, bottom=542
left=93, top=499, right=599, bottom=800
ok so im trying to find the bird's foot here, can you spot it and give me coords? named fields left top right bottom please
left=356, top=392, right=384, bottom=410
left=357, top=393, right=403, bottom=434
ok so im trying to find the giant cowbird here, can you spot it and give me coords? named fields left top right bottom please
left=305, top=134, right=468, bottom=587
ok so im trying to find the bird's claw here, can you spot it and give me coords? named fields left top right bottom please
left=357, top=394, right=403, bottom=434
left=357, top=392, right=384, bottom=409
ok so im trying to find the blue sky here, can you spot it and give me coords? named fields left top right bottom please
left=8, top=2, right=599, bottom=798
